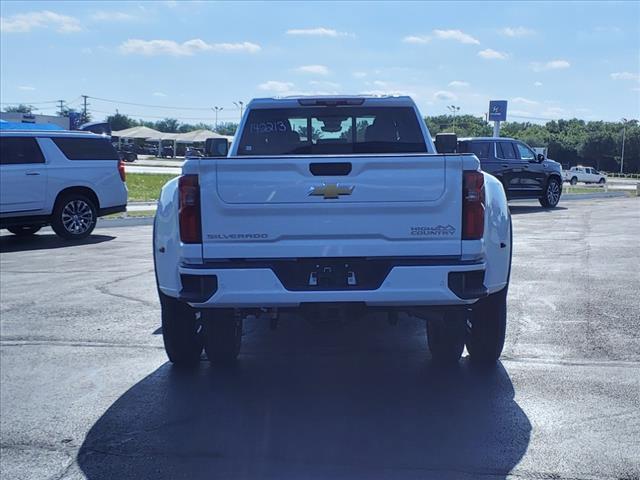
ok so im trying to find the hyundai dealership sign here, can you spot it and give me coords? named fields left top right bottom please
left=489, top=100, right=508, bottom=122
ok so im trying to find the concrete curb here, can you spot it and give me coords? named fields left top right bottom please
left=559, top=192, right=628, bottom=201
left=97, top=216, right=155, bottom=228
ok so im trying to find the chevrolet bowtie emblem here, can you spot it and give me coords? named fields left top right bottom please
left=308, top=183, right=355, bottom=199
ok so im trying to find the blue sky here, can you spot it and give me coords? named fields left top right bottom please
left=1, top=1, right=638, bottom=124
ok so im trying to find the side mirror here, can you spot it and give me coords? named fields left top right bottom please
left=435, top=133, right=458, bottom=154
left=205, top=138, right=229, bottom=157
left=537, top=153, right=545, bottom=162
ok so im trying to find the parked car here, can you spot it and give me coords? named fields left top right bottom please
left=185, top=147, right=204, bottom=157
left=563, top=166, right=607, bottom=185
left=458, top=137, right=563, bottom=208
left=117, top=144, right=137, bottom=163
left=0, top=130, right=128, bottom=239
left=160, top=145, right=175, bottom=158
left=154, top=95, right=512, bottom=366
left=143, top=145, right=159, bottom=156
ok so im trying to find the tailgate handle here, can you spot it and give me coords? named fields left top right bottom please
left=309, top=162, right=352, bottom=176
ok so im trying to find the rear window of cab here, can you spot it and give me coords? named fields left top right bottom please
left=459, top=141, right=491, bottom=159
left=237, top=106, right=427, bottom=156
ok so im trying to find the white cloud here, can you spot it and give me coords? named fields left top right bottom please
left=433, top=29, right=480, bottom=45
left=500, top=26, right=535, bottom=37
left=352, top=71, right=367, bottom=78
left=434, top=90, right=458, bottom=101
left=512, top=97, right=539, bottom=106
left=119, top=39, right=261, bottom=56
left=286, top=27, right=352, bottom=37
left=0, top=10, right=81, bottom=33
left=258, top=81, right=295, bottom=93
left=90, top=11, right=135, bottom=22
left=610, top=72, right=640, bottom=81
left=18, top=85, right=36, bottom=91
left=403, top=35, right=431, bottom=44
left=372, top=80, right=387, bottom=87
left=478, top=48, right=508, bottom=60
left=152, top=92, right=167, bottom=97
left=448, top=80, right=469, bottom=88
left=534, top=81, right=543, bottom=87
left=531, top=59, right=570, bottom=71
left=309, top=80, right=341, bottom=89
left=296, top=65, right=330, bottom=75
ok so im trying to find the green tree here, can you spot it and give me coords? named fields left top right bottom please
left=155, top=118, right=180, bottom=133
left=106, top=113, right=138, bottom=131
left=425, top=115, right=491, bottom=137
left=215, top=122, right=238, bottom=136
left=3, top=104, right=33, bottom=114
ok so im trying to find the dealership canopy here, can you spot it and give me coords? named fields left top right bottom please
left=110, top=126, right=162, bottom=140
left=112, top=127, right=227, bottom=143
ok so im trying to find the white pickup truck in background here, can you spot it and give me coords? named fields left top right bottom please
left=153, top=96, right=512, bottom=367
left=563, top=166, right=607, bottom=185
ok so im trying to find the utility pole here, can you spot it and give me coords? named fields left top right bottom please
left=447, top=105, right=460, bottom=133
left=57, top=100, right=66, bottom=116
left=233, top=101, right=244, bottom=122
left=81, top=95, right=89, bottom=122
left=620, top=118, right=627, bottom=174
left=212, top=106, right=223, bottom=129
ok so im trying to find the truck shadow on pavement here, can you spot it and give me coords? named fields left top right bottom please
left=509, top=205, right=568, bottom=215
left=0, top=233, right=114, bottom=253
left=78, top=316, right=531, bottom=479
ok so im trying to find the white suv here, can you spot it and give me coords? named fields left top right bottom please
left=0, top=130, right=128, bottom=239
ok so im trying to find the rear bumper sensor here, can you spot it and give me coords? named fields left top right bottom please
left=448, top=270, right=488, bottom=300
left=178, top=274, right=218, bottom=303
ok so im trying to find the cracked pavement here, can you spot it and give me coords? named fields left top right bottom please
left=1, top=197, right=639, bottom=479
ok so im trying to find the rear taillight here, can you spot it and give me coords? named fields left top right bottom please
left=462, top=171, right=485, bottom=240
left=118, top=159, right=126, bottom=182
left=179, top=175, right=201, bottom=244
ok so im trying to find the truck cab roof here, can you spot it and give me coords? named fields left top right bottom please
left=247, top=95, right=418, bottom=109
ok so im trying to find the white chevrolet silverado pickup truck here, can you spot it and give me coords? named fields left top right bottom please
left=154, top=96, right=512, bottom=366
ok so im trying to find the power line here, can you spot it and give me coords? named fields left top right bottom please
left=90, top=108, right=239, bottom=122
left=0, top=99, right=61, bottom=105
left=87, top=95, right=240, bottom=112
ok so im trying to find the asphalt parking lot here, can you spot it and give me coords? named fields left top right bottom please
left=1, top=196, right=639, bottom=480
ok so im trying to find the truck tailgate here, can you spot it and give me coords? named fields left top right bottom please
left=198, top=154, right=464, bottom=259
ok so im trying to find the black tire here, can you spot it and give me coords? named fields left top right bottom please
left=203, top=310, right=243, bottom=364
left=466, top=287, right=507, bottom=364
left=7, top=225, right=41, bottom=236
left=51, top=193, right=97, bottom=240
left=539, top=177, right=561, bottom=208
left=426, top=312, right=465, bottom=364
left=160, top=291, right=203, bottom=366
left=598, top=177, right=606, bottom=184
left=570, top=176, right=578, bottom=186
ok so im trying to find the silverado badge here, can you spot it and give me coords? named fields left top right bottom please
left=308, top=183, right=355, bottom=200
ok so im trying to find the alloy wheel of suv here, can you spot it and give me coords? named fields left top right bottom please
left=539, top=178, right=561, bottom=208
left=51, top=194, right=97, bottom=240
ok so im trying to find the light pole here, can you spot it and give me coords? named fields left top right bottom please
left=233, top=101, right=245, bottom=122
left=620, top=118, right=627, bottom=174
left=212, top=106, right=223, bottom=129
left=447, top=105, right=460, bottom=133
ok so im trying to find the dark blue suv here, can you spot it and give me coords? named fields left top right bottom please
left=458, top=137, right=563, bottom=208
